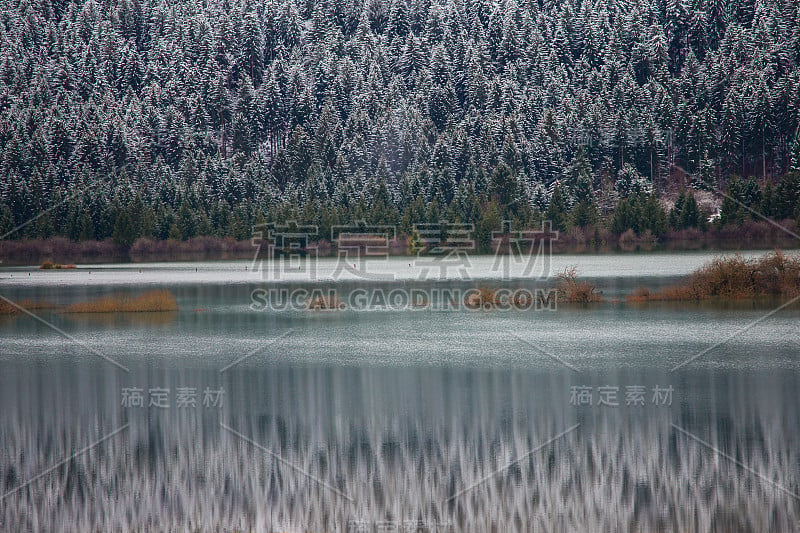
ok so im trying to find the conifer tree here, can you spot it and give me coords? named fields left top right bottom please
left=545, top=184, right=568, bottom=232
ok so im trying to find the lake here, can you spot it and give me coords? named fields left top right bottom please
left=1, top=250, right=799, bottom=531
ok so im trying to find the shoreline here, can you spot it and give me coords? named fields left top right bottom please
left=0, top=230, right=798, bottom=267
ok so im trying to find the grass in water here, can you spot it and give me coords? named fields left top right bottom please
left=39, top=260, right=76, bottom=269
left=0, top=299, right=57, bottom=315
left=628, top=250, right=800, bottom=302
left=306, top=294, right=343, bottom=310
left=464, top=286, right=502, bottom=309
left=64, top=290, right=178, bottom=313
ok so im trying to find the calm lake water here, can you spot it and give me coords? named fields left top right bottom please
left=1, top=250, right=799, bottom=531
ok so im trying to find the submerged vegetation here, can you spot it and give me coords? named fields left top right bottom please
left=628, top=251, right=800, bottom=302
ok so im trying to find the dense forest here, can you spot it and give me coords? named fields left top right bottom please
left=1, top=0, right=799, bottom=249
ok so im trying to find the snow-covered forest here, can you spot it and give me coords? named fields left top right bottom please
left=1, top=0, right=799, bottom=244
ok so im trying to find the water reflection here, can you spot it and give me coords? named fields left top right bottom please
left=1, top=364, right=799, bottom=531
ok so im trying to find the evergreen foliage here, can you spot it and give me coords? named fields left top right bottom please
left=0, top=0, right=798, bottom=248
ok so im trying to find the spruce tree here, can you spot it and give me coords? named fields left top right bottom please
left=545, top=184, right=568, bottom=232
left=112, top=208, right=137, bottom=248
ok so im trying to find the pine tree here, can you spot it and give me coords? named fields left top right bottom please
left=475, top=199, right=501, bottom=253
left=564, top=146, right=594, bottom=205
left=615, top=163, right=651, bottom=198
left=176, top=199, right=197, bottom=240
left=239, top=8, right=264, bottom=83
left=760, top=181, right=777, bottom=218
left=643, top=195, right=668, bottom=236
left=791, top=128, right=800, bottom=172
left=112, top=208, right=136, bottom=248
left=775, top=172, right=800, bottom=219
left=0, top=202, right=13, bottom=237
left=488, top=161, right=521, bottom=208
left=570, top=199, right=598, bottom=229
left=670, top=190, right=701, bottom=229
left=719, top=176, right=748, bottom=225
left=545, top=184, right=568, bottom=232
left=79, top=211, right=96, bottom=241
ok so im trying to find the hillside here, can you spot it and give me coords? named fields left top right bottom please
left=0, top=0, right=799, bottom=244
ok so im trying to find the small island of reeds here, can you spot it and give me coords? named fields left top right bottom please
left=2, top=291, right=177, bottom=315
left=306, top=294, right=343, bottom=310
left=463, top=270, right=604, bottom=310
left=556, top=266, right=604, bottom=303
left=63, top=290, right=178, bottom=313
left=39, top=260, right=76, bottom=270
left=628, top=251, right=800, bottom=302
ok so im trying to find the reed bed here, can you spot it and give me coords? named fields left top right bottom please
left=1, top=292, right=177, bottom=315
left=39, top=260, right=76, bottom=269
left=63, top=290, right=178, bottom=313
left=628, top=251, right=800, bottom=302
left=0, top=299, right=57, bottom=315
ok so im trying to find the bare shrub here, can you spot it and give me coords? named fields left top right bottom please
left=556, top=266, right=602, bottom=303
left=627, top=251, right=800, bottom=301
